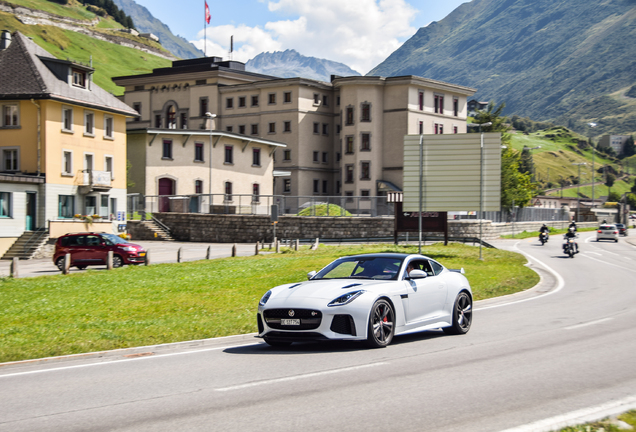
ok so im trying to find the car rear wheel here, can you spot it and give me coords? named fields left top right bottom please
left=443, top=291, right=473, bottom=335
left=263, top=337, right=292, bottom=347
left=112, top=255, right=124, bottom=268
left=366, top=299, right=395, bottom=348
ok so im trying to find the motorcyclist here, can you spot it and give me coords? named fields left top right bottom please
left=539, top=224, right=550, bottom=241
left=563, top=226, right=579, bottom=254
left=569, top=220, right=577, bottom=232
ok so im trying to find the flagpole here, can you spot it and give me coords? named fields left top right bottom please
left=204, top=1, right=206, bottom=57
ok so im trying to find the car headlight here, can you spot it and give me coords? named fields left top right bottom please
left=328, top=290, right=365, bottom=307
left=122, top=246, right=136, bottom=252
left=259, top=290, right=272, bottom=306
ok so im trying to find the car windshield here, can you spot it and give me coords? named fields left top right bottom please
left=315, top=256, right=404, bottom=280
left=101, top=233, right=130, bottom=246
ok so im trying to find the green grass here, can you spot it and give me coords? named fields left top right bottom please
left=297, top=204, right=352, bottom=216
left=501, top=227, right=598, bottom=239
left=557, top=410, right=636, bottom=431
left=546, top=179, right=633, bottom=199
left=0, top=244, right=538, bottom=363
left=7, top=0, right=97, bottom=21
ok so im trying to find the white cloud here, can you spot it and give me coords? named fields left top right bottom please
left=191, top=0, right=417, bottom=74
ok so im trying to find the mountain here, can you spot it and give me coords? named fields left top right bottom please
left=369, top=0, right=636, bottom=137
left=111, top=0, right=203, bottom=59
left=246, top=49, right=361, bottom=82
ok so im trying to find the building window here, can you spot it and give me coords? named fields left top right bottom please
left=251, top=95, right=259, bottom=107
left=72, top=69, right=86, bottom=88
left=323, top=95, right=328, bottom=106
left=162, top=140, right=173, bottom=159
left=224, top=145, right=233, bottom=164
left=283, top=178, right=291, bottom=193
left=180, top=113, right=187, bottom=129
left=252, top=183, right=260, bottom=202
left=313, top=93, right=320, bottom=105
left=453, top=97, right=459, bottom=117
left=361, top=103, right=371, bottom=122
left=435, top=95, right=444, bottom=114
left=361, top=190, right=370, bottom=199
left=166, top=105, right=176, bottom=129
left=336, top=124, right=341, bottom=134
left=346, top=107, right=354, bottom=125
left=155, top=114, right=161, bottom=128
left=104, top=156, right=113, bottom=179
left=84, top=153, right=93, bottom=171
left=269, top=122, right=276, bottom=134
left=62, top=106, right=73, bottom=132
left=419, top=121, right=424, bottom=135
left=268, top=93, right=276, bottom=105
left=238, top=96, right=246, bottom=108
left=199, top=97, right=208, bottom=116
left=345, top=165, right=354, bottom=183
left=251, top=124, right=259, bottom=135
left=104, top=115, right=114, bottom=139
left=0, top=192, right=11, bottom=217
left=419, top=91, right=424, bottom=111
left=224, top=182, right=233, bottom=201
left=226, top=126, right=234, bottom=133
left=239, top=125, right=246, bottom=135
left=361, top=133, right=371, bottom=151
left=132, top=102, right=141, bottom=122
left=284, top=92, right=292, bottom=103
left=313, top=122, right=319, bottom=134
left=454, top=126, right=458, bottom=134
left=284, top=121, right=291, bottom=132
left=360, top=162, right=371, bottom=180
left=336, top=180, right=341, bottom=194
left=313, top=151, right=319, bottom=163
left=313, top=179, right=319, bottom=194
left=322, top=124, right=328, bottom=135
left=195, top=180, right=203, bottom=194
left=195, top=143, right=204, bottom=162
left=58, top=195, right=74, bottom=218
left=336, top=96, right=341, bottom=106
left=345, top=136, right=354, bottom=154
left=84, top=111, right=94, bottom=135
left=337, top=152, right=341, bottom=162
left=252, top=148, right=261, bottom=166
left=283, top=150, right=291, bottom=161
left=62, top=150, right=73, bottom=175
left=226, top=98, right=234, bottom=109
left=2, top=148, right=18, bottom=171
left=322, top=180, right=328, bottom=194
left=2, top=104, right=19, bottom=127
left=322, top=152, right=328, bottom=163
left=435, top=123, right=444, bottom=134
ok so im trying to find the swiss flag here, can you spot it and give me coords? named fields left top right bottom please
left=205, top=1, right=211, bottom=24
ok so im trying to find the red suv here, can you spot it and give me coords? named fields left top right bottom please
left=53, top=232, right=146, bottom=271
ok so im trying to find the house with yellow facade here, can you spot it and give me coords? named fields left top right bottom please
left=0, top=30, right=137, bottom=257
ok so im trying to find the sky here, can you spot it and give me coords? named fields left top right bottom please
left=132, top=0, right=469, bottom=74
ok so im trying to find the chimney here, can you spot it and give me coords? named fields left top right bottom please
left=1, top=30, right=11, bottom=50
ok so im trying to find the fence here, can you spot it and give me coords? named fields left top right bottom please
left=127, top=194, right=394, bottom=219
left=454, top=207, right=571, bottom=223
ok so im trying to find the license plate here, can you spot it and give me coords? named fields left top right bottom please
left=281, top=319, right=300, bottom=326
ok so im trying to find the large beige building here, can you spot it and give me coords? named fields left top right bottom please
left=114, top=56, right=475, bottom=201
left=0, top=31, right=137, bottom=255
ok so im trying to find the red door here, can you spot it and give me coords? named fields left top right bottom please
left=158, top=178, right=174, bottom=212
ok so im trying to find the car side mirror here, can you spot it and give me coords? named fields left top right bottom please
left=307, top=271, right=317, bottom=280
left=408, top=269, right=427, bottom=279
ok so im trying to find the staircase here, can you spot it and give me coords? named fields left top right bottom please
left=138, top=218, right=175, bottom=241
left=1, top=229, right=49, bottom=260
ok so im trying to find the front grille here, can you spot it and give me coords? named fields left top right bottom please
left=330, top=314, right=356, bottom=336
left=263, top=308, right=322, bottom=330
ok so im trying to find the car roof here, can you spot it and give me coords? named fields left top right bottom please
left=338, top=253, right=434, bottom=261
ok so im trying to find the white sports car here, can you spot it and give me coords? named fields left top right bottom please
left=257, top=253, right=473, bottom=348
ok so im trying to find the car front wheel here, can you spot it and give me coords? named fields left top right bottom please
left=55, top=257, right=66, bottom=272
left=443, top=291, right=473, bottom=335
left=112, top=255, right=124, bottom=268
left=366, top=299, right=395, bottom=348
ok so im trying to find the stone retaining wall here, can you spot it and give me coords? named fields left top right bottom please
left=128, top=214, right=595, bottom=243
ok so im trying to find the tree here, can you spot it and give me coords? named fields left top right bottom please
left=626, top=193, right=636, bottom=209
left=605, top=172, right=616, bottom=199
left=470, top=101, right=536, bottom=210
left=519, top=147, right=534, bottom=175
left=607, top=191, right=621, bottom=202
left=631, top=177, right=636, bottom=194
left=621, top=136, right=635, bottom=158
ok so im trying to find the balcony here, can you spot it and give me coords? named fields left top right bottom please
left=79, top=169, right=112, bottom=193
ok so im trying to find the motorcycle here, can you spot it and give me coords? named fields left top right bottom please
left=563, top=237, right=577, bottom=258
left=539, top=231, right=548, bottom=245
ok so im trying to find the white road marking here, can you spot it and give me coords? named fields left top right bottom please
left=584, top=251, right=602, bottom=256
left=498, top=394, right=636, bottom=432
left=215, top=362, right=388, bottom=392
left=580, top=253, right=636, bottom=274
left=565, top=317, right=613, bottom=330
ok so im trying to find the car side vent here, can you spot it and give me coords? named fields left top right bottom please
left=288, top=283, right=302, bottom=289
left=257, top=314, right=264, bottom=334
left=341, top=283, right=362, bottom=290
left=330, top=315, right=356, bottom=336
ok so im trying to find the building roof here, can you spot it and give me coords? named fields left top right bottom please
left=0, top=31, right=137, bottom=116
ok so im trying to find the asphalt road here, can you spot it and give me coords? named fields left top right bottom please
left=1, top=233, right=636, bottom=431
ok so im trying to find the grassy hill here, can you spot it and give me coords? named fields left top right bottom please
left=0, top=0, right=171, bottom=95
left=509, top=126, right=636, bottom=199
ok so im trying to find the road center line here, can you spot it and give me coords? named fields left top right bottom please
left=215, top=362, right=387, bottom=392
left=565, top=317, right=613, bottom=330
left=580, top=253, right=636, bottom=274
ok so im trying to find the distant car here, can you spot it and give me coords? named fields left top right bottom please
left=257, top=253, right=473, bottom=348
left=597, top=224, right=619, bottom=242
left=615, top=223, right=628, bottom=236
left=53, top=232, right=146, bottom=271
